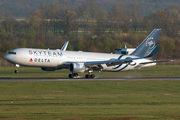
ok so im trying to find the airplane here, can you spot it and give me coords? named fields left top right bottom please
left=4, top=28, right=171, bottom=78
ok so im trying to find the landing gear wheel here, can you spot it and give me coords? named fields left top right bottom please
left=85, top=74, right=90, bottom=78
left=69, top=74, right=74, bottom=78
left=85, top=74, right=95, bottom=79
left=73, top=73, right=78, bottom=78
left=69, top=73, right=78, bottom=78
left=14, top=70, right=18, bottom=73
left=91, top=74, right=95, bottom=79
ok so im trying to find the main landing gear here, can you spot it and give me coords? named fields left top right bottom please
left=68, top=73, right=95, bottom=79
left=85, top=71, right=95, bottom=79
left=85, top=74, right=95, bottom=79
left=85, top=69, right=95, bottom=79
left=68, top=71, right=95, bottom=79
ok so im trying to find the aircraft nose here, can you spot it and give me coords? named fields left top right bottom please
left=4, top=54, right=16, bottom=63
left=4, top=54, right=8, bottom=60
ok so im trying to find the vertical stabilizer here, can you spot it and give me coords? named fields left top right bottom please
left=61, top=41, right=69, bottom=51
left=130, top=28, right=161, bottom=57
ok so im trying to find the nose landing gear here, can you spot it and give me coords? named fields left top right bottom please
left=14, top=64, right=20, bottom=73
left=15, top=69, right=18, bottom=73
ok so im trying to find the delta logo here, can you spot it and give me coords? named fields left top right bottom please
left=29, top=58, right=50, bottom=63
left=29, top=58, right=33, bottom=62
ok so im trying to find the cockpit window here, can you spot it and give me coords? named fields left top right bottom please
left=8, top=52, right=16, bottom=55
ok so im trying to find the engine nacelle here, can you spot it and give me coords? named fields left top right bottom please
left=69, top=63, right=86, bottom=73
left=41, top=67, right=57, bottom=71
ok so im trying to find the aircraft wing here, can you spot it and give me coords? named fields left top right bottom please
left=84, top=57, right=143, bottom=67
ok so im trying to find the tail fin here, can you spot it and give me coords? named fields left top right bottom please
left=130, top=28, right=161, bottom=57
left=61, top=41, right=69, bottom=51
left=144, top=45, right=158, bottom=58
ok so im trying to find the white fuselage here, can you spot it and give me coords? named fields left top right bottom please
left=4, top=48, right=156, bottom=72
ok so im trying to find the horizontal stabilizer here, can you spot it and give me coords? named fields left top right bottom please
left=140, top=60, right=174, bottom=65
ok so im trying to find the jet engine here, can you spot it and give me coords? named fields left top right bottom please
left=41, top=67, right=57, bottom=71
left=69, top=63, right=86, bottom=73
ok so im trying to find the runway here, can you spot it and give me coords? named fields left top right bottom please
left=0, top=77, right=180, bottom=82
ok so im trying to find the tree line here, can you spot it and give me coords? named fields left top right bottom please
left=1, top=0, right=180, bottom=17
left=0, top=1, right=180, bottom=64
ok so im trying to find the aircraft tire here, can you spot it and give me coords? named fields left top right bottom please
left=85, top=74, right=89, bottom=78
left=14, top=70, right=18, bottom=73
left=73, top=73, right=78, bottom=77
left=69, top=74, right=74, bottom=78
left=85, top=74, right=95, bottom=79
left=91, top=74, right=95, bottom=79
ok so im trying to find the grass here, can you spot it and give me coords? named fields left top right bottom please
left=0, top=81, right=180, bottom=119
left=0, top=65, right=180, bottom=119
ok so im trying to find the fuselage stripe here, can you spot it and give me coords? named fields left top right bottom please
left=113, top=55, right=124, bottom=70
left=116, top=64, right=129, bottom=72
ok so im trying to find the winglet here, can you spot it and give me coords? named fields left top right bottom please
left=61, top=41, right=69, bottom=51
left=130, top=28, right=161, bottom=57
